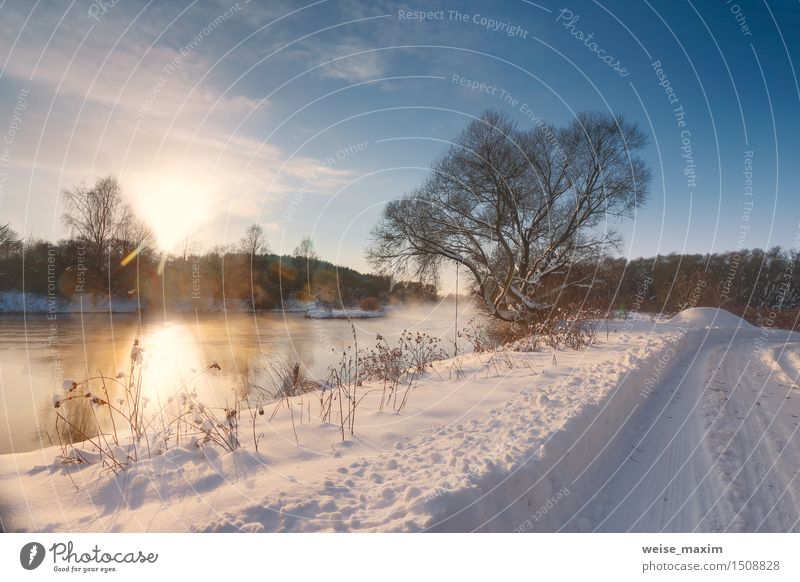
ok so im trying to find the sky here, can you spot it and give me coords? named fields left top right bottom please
left=1, top=0, right=799, bottom=280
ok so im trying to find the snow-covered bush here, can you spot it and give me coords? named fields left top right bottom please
left=458, top=316, right=503, bottom=353
left=503, top=307, right=600, bottom=352
left=357, top=330, right=447, bottom=412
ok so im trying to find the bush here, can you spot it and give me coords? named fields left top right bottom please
left=458, top=316, right=522, bottom=352
left=360, top=296, right=381, bottom=311
left=357, top=330, right=447, bottom=412
left=458, top=316, right=498, bottom=353
left=498, top=307, right=600, bottom=352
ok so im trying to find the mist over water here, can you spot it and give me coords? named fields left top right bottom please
left=0, top=301, right=473, bottom=454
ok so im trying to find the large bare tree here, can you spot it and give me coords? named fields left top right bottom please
left=368, top=110, right=651, bottom=321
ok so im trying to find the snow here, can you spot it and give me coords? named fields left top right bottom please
left=1, top=313, right=798, bottom=532
left=663, top=306, right=757, bottom=330
left=0, top=291, right=387, bottom=316
left=305, top=308, right=385, bottom=319
left=0, top=291, right=140, bottom=313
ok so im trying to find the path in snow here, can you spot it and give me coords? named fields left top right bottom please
left=567, top=328, right=800, bottom=532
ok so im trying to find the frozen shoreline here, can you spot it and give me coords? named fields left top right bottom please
left=305, top=307, right=385, bottom=319
left=0, top=292, right=387, bottom=317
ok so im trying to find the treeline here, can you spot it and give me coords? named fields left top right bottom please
left=0, top=176, right=438, bottom=310
left=156, top=252, right=438, bottom=309
left=555, top=247, right=800, bottom=328
left=3, top=175, right=797, bottom=319
left=0, top=227, right=438, bottom=310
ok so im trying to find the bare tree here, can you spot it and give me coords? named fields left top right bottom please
left=0, top=223, right=19, bottom=258
left=114, top=208, right=156, bottom=261
left=368, top=110, right=651, bottom=321
left=240, top=223, right=269, bottom=256
left=293, top=236, right=318, bottom=299
left=62, top=176, right=129, bottom=270
left=179, top=233, right=200, bottom=261
left=293, top=236, right=317, bottom=261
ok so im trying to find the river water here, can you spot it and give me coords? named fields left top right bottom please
left=0, top=302, right=472, bottom=454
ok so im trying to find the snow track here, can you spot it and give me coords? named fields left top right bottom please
left=567, top=329, right=800, bottom=532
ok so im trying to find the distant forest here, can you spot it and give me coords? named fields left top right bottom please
left=3, top=215, right=798, bottom=325
left=555, top=248, right=800, bottom=330
left=1, top=175, right=798, bottom=323
left=0, top=224, right=436, bottom=311
left=0, top=176, right=436, bottom=311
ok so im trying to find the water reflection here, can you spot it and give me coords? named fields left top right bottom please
left=137, top=321, right=219, bottom=406
left=0, top=302, right=470, bottom=453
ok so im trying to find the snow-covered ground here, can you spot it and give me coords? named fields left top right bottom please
left=305, top=307, right=385, bottom=319
left=0, top=291, right=141, bottom=314
left=1, top=308, right=798, bottom=532
left=0, top=291, right=387, bottom=317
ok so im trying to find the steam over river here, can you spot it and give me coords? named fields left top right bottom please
left=0, top=302, right=471, bottom=453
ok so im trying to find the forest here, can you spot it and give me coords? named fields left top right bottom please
left=1, top=175, right=798, bottom=323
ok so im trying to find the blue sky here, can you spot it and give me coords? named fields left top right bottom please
left=1, top=0, right=798, bottom=277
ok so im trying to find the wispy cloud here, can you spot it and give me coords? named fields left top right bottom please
left=0, top=0, right=360, bottom=247
left=315, top=41, right=387, bottom=82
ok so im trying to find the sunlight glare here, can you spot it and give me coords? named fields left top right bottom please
left=129, top=172, right=216, bottom=251
left=133, top=322, right=215, bottom=407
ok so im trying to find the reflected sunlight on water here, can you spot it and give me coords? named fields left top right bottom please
left=0, top=302, right=472, bottom=453
left=136, top=322, right=217, bottom=406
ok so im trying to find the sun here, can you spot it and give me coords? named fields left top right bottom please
left=129, top=172, right=215, bottom=251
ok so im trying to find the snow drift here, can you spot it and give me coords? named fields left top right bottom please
left=663, top=307, right=756, bottom=330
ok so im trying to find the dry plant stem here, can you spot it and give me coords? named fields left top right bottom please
left=350, top=320, right=358, bottom=435
left=379, top=378, right=388, bottom=411
left=89, top=405, right=116, bottom=470
left=97, top=373, right=119, bottom=446
left=55, top=412, right=123, bottom=474
left=336, top=377, right=345, bottom=441
left=52, top=421, right=80, bottom=490
left=340, top=389, right=376, bottom=430
left=246, top=395, right=262, bottom=452
left=286, top=398, right=298, bottom=445
left=397, top=371, right=418, bottom=414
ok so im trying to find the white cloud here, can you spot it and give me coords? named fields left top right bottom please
left=0, top=1, right=357, bottom=248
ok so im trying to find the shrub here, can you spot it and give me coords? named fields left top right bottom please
left=499, top=307, right=600, bottom=352
left=357, top=330, right=447, bottom=412
left=360, top=296, right=381, bottom=311
left=458, top=316, right=515, bottom=352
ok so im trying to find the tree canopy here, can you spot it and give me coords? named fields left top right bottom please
left=369, top=110, right=651, bottom=321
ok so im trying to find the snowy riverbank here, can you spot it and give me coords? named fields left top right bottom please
left=305, top=307, right=385, bottom=319
left=1, top=309, right=798, bottom=532
left=0, top=292, right=386, bottom=317
left=0, top=291, right=141, bottom=314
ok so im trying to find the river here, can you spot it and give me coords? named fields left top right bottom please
left=0, top=302, right=472, bottom=453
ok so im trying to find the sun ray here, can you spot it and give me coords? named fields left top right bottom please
left=120, top=245, right=142, bottom=267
